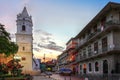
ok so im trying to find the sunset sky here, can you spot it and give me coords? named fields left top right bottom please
left=1, top=0, right=120, bottom=61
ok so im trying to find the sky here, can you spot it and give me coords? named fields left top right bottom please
left=1, top=0, right=120, bottom=61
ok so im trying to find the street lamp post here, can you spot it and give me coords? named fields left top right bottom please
left=43, top=53, right=45, bottom=63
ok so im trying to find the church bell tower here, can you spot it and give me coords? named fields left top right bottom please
left=16, top=7, right=33, bottom=73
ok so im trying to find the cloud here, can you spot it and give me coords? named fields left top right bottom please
left=33, top=29, right=53, bottom=44
left=33, top=47, right=61, bottom=62
left=45, top=41, right=64, bottom=52
left=33, top=29, right=64, bottom=52
left=35, top=29, right=52, bottom=36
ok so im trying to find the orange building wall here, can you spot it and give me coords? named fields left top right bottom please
left=0, top=54, right=13, bottom=64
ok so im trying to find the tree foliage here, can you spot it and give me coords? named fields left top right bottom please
left=7, top=59, right=23, bottom=76
left=0, top=24, right=18, bottom=56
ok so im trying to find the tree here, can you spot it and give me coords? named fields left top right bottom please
left=0, top=24, right=10, bottom=39
left=9, top=42, right=18, bottom=56
left=0, top=23, right=18, bottom=56
left=7, top=59, right=23, bottom=76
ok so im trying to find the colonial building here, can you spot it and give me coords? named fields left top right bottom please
left=16, top=7, right=33, bottom=73
left=57, top=38, right=78, bottom=74
left=75, top=2, right=120, bottom=75
left=56, top=51, right=68, bottom=70
left=57, top=51, right=68, bottom=69
left=65, top=38, right=78, bottom=73
left=58, top=2, right=120, bottom=78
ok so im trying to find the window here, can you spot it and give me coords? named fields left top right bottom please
left=87, top=30, right=91, bottom=35
left=102, top=37, right=108, bottom=52
left=23, top=47, right=25, bottom=51
left=89, top=63, right=92, bottom=72
left=94, top=42, right=98, bottom=54
left=80, top=65, right=82, bottom=70
left=79, top=53, right=82, bottom=59
left=83, top=48, right=86, bottom=58
left=80, top=65, right=82, bottom=74
left=101, top=17, right=106, bottom=27
left=103, top=60, right=108, bottom=74
left=22, top=57, right=26, bottom=60
left=22, top=25, right=26, bottom=31
left=78, top=50, right=82, bottom=58
left=93, top=24, right=97, bottom=32
left=23, top=18, right=25, bottom=20
left=95, top=62, right=99, bottom=71
left=88, top=45, right=92, bottom=56
left=83, top=64, right=87, bottom=74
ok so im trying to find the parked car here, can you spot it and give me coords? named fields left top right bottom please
left=59, top=68, right=72, bottom=75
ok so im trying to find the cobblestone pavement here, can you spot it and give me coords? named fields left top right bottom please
left=33, top=73, right=82, bottom=80
left=51, top=74, right=82, bottom=80
left=33, top=75, right=55, bottom=80
left=33, top=73, right=56, bottom=80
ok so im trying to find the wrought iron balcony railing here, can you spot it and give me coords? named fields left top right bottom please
left=76, top=20, right=120, bottom=50
left=75, top=44, right=120, bottom=62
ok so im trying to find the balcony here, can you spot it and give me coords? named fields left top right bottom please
left=87, top=32, right=96, bottom=40
left=75, top=56, right=80, bottom=63
left=88, top=52, right=92, bottom=57
left=76, top=44, right=120, bottom=62
left=66, top=44, right=77, bottom=52
left=105, top=20, right=120, bottom=25
left=66, top=40, right=78, bottom=50
left=76, top=20, right=120, bottom=50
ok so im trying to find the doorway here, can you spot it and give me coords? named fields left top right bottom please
left=103, top=60, right=108, bottom=74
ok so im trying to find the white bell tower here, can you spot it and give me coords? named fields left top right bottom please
left=16, top=7, right=33, bottom=73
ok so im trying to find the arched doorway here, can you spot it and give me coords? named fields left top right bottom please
left=83, top=64, right=87, bottom=74
left=103, top=60, right=108, bottom=74
left=72, top=67, right=76, bottom=75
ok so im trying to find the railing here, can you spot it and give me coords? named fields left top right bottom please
left=76, top=20, right=120, bottom=50
left=75, top=55, right=80, bottom=63
left=76, top=44, right=120, bottom=62
left=105, top=20, right=120, bottom=25
left=88, top=52, right=92, bottom=57
left=78, top=74, right=120, bottom=80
